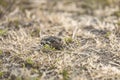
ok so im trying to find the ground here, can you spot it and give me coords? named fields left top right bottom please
left=0, top=0, right=120, bottom=80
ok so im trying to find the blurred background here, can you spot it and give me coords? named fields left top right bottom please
left=0, top=0, right=120, bottom=18
left=0, top=0, right=120, bottom=80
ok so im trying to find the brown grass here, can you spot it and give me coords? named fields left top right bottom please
left=0, top=0, right=120, bottom=80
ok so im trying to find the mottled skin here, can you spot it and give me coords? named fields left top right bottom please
left=41, top=36, right=63, bottom=50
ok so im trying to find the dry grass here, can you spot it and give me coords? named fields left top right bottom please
left=0, top=0, right=120, bottom=80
